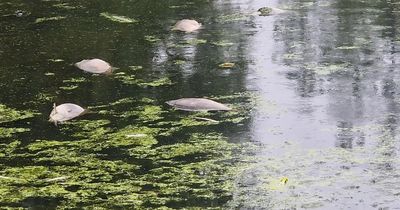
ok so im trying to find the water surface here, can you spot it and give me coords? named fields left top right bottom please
left=1, top=0, right=400, bottom=209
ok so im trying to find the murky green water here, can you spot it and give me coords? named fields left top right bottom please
left=1, top=0, right=400, bottom=209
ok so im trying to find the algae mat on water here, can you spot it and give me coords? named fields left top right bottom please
left=228, top=125, right=400, bottom=209
left=0, top=94, right=256, bottom=209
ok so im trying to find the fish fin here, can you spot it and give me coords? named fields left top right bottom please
left=79, top=109, right=90, bottom=116
left=104, top=67, right=114, bottom=75
left=53, top=103, right=57, bottom=114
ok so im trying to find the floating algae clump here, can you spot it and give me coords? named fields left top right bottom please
left=0, top=104, right=35, bottom=124
left=0, top=127, right=30, bottom=138
left=138, top=77, right=173, bottom=88
left=100, top=12, right=138, bottom=23
left=1, top=131, right=255, bottom=208
left=35, top=16, right=66, bottom=23
left=0, top=104, right=35, bottom=138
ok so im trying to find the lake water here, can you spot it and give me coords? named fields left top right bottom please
left=1, top=0, right=399, bottom=209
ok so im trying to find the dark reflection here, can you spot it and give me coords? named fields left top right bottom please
left=335, top=121, right=354, bottom=149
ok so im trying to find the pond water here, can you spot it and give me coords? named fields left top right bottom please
left=0, top=0, right=399, bottom=209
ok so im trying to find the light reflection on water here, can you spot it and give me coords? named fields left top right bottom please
left=237, top=0, right=400, bottom=208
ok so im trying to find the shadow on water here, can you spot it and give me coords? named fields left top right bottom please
left=1, top=0, right=400, bottom=209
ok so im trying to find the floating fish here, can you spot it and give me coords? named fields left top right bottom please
left=172, top=19, right=202, bottom=33
left=166, top=98, right=231, bottom=111
left=75, top=58, right=112, bottom=74
left=49, top=103, right=86, bottom=125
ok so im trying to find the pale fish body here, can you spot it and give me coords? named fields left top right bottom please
left=49, top=103, right=85, bottom=124
left=166, top=98, right=231, bottom=111
left=173, top=19, right=202, bottom=33
left=75, top=58, right=112, bottom=74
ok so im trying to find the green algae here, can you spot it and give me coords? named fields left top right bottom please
left=0, top=105, right=35, bottom=140
left=128, top=65, right=143, bottom=71
left=44, top=72, right=55, bottom=76
left=114, top=74, right=138, bottom=85
left=35, top=16, right=66, bottom=24
left=211, top=40, right=235, bottom=47
left=59, top=77, right=86, bottom=90
left=174, top=60, right=186, bottom=65
left=0, top=104, right=35, bottom=124
left=216, top=13, right=249, bottom=23
left=0, top=91, right=255, bottom=208
left=258, top=7, right=273, bottom=16
left=1, top=131, right=254, bottom=208
left=59, top=84, right=79, bottom=90
left=305, top=62, right=351, bottom=76
left=137, top=77, right=173, bottom=87
left=48, top=59, right=64, bottom=63
left=35, top=92, right=56, bottom=104
left=114, top=74, right=172, bottom=87
left=136, top=105, right=165, bottom=121
left=0, top=128, right=30, bottom=138
left=0, top=140, right=20, bottom=157
left=107, top=125, right=159, bottom=147
left=62, top=77, right=86, bottom=83
left=144, top=35, right=161, bottom=43
left=228, top=125, right=400, bottom=209
left=185, top=38, right=207, bottom=45
left=100, top=12, right=138, bottom=23
left=53, top=3, right=78, bottom=10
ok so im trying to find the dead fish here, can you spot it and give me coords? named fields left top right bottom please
left=75, top=58, right=112, bottom=74
left=49, top=103, right=86, bottom=125
left=172, top=19, right=202, bottom=33
left=166, top=98, right=231, bottom=111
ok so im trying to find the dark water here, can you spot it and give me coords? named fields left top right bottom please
left=1, top=0, right=400, bottom=209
